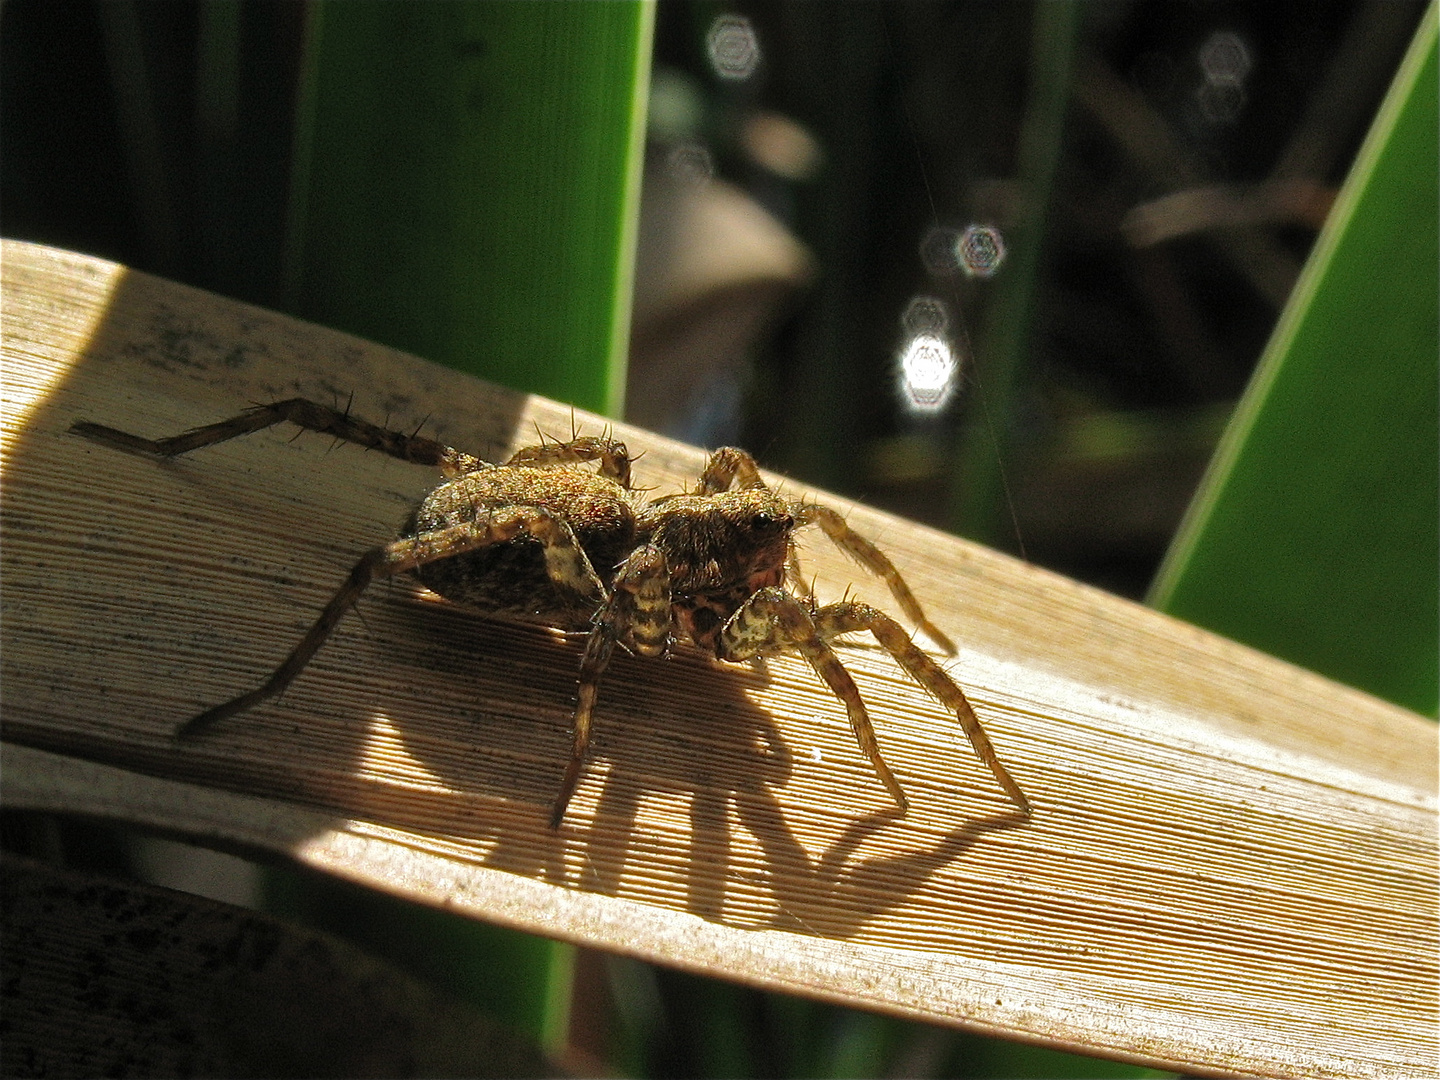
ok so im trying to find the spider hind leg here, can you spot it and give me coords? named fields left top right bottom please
left=175, top=507, right=605, bottom=740
left=506, top=435, right=635, bottom=487
left=72, top=397, right=484, bottom=476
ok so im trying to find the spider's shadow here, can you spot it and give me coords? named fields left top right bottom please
left=393, top=604, right=1030, bottom=941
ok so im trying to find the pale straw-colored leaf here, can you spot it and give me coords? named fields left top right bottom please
left=3, top=241, right=1434, bottom=1078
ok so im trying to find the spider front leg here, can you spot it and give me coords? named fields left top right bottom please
left=684, top=446, right=954, bottom=655
left=551, top=545, right=670, bottom=828
left=813, top=602, right=1029, bottom=815
left=718, top=586, right=910, bottom=813
left=176, top=506, right=606, bottom=739
left=73, top=397, right=484, bottom=477
left=794, top=502, right=957, bottom=655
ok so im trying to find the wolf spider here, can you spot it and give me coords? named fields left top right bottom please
left=73, top=399, right=1029, bottom=826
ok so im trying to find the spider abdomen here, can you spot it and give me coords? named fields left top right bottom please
left=406, top=467, right=636, bottom=622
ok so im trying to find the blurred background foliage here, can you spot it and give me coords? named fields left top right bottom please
left=2, top=1, right=1433, bottom=1077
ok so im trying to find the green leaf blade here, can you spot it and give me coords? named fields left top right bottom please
left=1150, top=4, right=1439, bottom=717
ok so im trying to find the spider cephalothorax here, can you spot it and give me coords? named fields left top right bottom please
left=74, top=399, right=1029, bottom=826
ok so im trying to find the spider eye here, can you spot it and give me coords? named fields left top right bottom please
left=750, top=511, right=792, bottom=535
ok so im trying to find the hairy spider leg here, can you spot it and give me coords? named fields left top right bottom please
left=552, top=617, right=611, bottom=828
left=693, top=446, right=767, bottom=494
left=550, top=545, right=670, bottom=828
left=813, top=602, right=1029, bottom=815
left=505, top=435, right=635, bottom=488
left=685, top=446, right=955, bottom=656
left=72, top=397, right=485, bottom=478
left=718, top=585, right=910, bottom=813
left=174, top=507, right=607, bottom=740
left=794, top=502, right=957, bottom=655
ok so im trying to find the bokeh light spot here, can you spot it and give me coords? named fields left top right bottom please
left=1195, top=30, right=1251, bottom=125
left=898, top=332, right=959, bottom=413
left=665, top=140, right=715, bottom=183
left=956, top=224, right=1006, bottom=278
left=1198, top=31, right=1252, bottom=84
left=902, top=295, right=950, bottom=336
left=707, top=15, right=761, bottom=81
left=920, top=226, right=961, bottom=275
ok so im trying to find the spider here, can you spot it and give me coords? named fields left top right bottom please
left=73, top=399, right=1030, bottom=827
